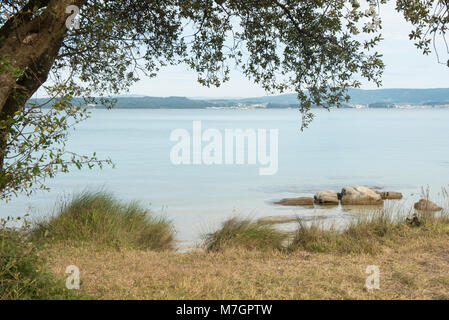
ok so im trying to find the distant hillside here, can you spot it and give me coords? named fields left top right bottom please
left=29, top=88, right=449, bottom=109
left=230, top=88, right=449, bottom=106
left=346, top=88, right=449, bottom=105
left=112, top=96, right=215, bottom=109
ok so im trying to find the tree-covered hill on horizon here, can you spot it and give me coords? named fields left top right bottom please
left=233, top=88, right=449, bottom=106
left=29, top=88, right=449, bottom=109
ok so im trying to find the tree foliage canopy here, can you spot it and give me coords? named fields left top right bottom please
left=1, top=0, right=440, bottom=200
left=397, top=0, right=449, bottom=66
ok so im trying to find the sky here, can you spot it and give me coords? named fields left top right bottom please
left=39, top=2, right=449, bottom=99
left=129, top=2, right=449, bottom=98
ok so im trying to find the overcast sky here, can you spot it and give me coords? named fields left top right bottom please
left=37, top=2, right=449, bottom=99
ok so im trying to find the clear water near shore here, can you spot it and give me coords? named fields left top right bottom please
left=1, top=108, right=449, bottom=245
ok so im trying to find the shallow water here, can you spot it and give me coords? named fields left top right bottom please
left=1, top=108, right=449, bottom=245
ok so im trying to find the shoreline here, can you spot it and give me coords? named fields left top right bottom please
left=2, top=189, right=448, bottom=300
left=2, top=184, right=447, bottom=248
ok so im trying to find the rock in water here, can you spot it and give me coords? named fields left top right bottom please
left=414, top=199, right=442, bottom=212
left=375, top=191, right=403, bottom=200
left=314, top=190, right=339, bottom=205
left=274, top=197, right=314, bottom=206
left=340, top=186, right=384, bottom=205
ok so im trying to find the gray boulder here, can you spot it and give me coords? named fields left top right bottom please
left=340, top=185, right=384, bottom=205
left=375, top=191, right=403, bottom=200
left=314, top=190, right=339, bottom=205
left=414, top=199, right=442, bottom=212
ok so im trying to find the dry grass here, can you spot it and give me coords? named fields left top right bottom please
left=288, top=209, right=447, bottom=255
left=203, top=217, right=289, bottom=252
left=34, top=189, right=449, bottom=299
left=43, top=226, right=449, bottom=299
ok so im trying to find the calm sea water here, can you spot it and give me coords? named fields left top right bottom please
left=2, top=108, right=449, bottom=245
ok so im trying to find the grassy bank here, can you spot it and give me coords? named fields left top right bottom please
left=42, top=204, right=449, bottom=299
left=44, top=232, right=449, bottom=299
left=32, top=191, right=175, bottom=251
left=2, top=191, right=449, bottom=299
left=289, top=210, right=449, bottom=255
left=203, top=209, right=449, bottom=256
left=1, top=191, right=175, bottom=299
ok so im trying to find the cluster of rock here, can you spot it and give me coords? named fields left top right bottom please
left=275, top=185, right=443, bottom=212
left=314, top=186, right=385, bottom=206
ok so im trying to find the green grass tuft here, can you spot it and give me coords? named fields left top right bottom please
left=203, top=217, right=289, bottom=252
left=289, top=208, right=449, bottom=255
left=32, top=191, right=175, bottom=251
left=0, top=216, right=89, bottom=300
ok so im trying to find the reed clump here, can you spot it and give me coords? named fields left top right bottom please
left=32, top=191, right=175, bottom=251
left=289, top=206, right=449, bottom=255
left=203, top=217, right=289, bottom=252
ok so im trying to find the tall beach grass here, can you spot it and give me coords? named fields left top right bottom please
left=289, top=209, right=405, bottom=255
left=289, top=205, right=449, bottom=255
left=205, top=199, right=449, bottom=255
left=203, top=217, right=289, bottom=252
left=32, top=191, right=175, bottom=251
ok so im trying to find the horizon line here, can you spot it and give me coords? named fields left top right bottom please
left=31, top=87, right=449, bottom=100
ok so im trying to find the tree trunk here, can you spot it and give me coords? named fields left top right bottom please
left=0, top=0, right=86, bottom=182
left=0, top=0, right=85, bottom=113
